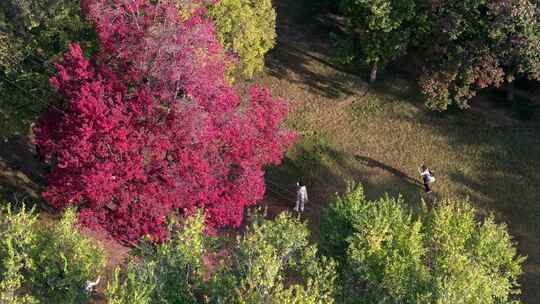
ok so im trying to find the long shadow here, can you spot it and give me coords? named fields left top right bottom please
left=353, top=155, right=423, bottom=188
left=367, top=72, right=540, bottom=303
left=271, top=0, right=540, bottom=301
left=264, top=140, right=431, bottom=238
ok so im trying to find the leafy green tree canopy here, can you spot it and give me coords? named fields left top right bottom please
left=321, top=183, right=525, bottom=303
left=0, top=0, right=95, bottom=138
left=0, top=204, right=106, bottom=304
left=175, top=0, right=277, bottom=79
left=209, top=0, right=276, bottom=79
left=339, top=0, right=427, bottom=82
left=419, top=0, right=540, bottom=110
left=107, top=209, right=337, bottom=304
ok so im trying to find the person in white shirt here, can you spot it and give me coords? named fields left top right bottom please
left=295, top=181, right=308, bottom=212
left=419, top=164, right=435, bottom=193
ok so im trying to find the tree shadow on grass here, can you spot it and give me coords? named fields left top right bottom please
left=264, top=138, right=432, bottom=239
left=265, top=0, right=368, bottom=101
left=0, top=135, right=45, bottom=207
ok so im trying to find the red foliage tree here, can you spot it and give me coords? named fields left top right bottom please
left=35, top=0, right=294, bottom=243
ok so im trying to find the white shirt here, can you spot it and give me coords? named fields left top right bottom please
left=420, top=168, right=435, bottom=183
left=297, top=186, right=308, bottom=203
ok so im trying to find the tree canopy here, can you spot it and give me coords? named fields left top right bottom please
left=35, top=0, right=294, bottom=242
left=337, top=0, right=540, bottom=110
left=0, top=0, right=96, bottom=138
left=321, top=183, right=525, bottom=303
left=0, top=204, right=105, bottom=304
left=419, top=0, right=540, bottom=110
left=106, top=210, right=337, bottom=303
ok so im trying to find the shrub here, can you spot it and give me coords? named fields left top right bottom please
left=208, top=0, right=277, bottom=79
left=0, top=204, right=105, bottom=304
left=0, top=204, right=39, bottom=304
left=321, top=183, right=525, bottom=303
left=107, top=211, right=206, bottom=304
left=28, top=208, right=106, bottom=303
left=213, top=210, right=337, bottom=304
left=108, top=210, right=337, bottom=303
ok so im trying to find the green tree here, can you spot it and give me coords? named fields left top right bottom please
left=215, top=210, right=337, bottom=304
left=208, top=0, right=276, bottom=79
left=339, top=0, right=427, bottom=83
left=419, top=0, right=540, bottom=110
left=321, top=183, right=525, bottom=303
left=107, top=210, right=337, bottom=304
left=0, top=204, right=105, bottom=303
left=29, top=208, right=106, bottom=303
left=0, top=0, right=96, bottom=138
left=0, top=204, right=39, bottom=304
left=107, top=211, right=207, bottom=304
left=175, top=0, right=277, bottom=79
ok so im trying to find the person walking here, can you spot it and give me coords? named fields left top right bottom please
left=419, top=164, right=435, bottom=193
left=295, top=181, right=308, bottom=212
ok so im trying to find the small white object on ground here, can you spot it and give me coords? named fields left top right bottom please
left=85, top=276, right=101, bottom=293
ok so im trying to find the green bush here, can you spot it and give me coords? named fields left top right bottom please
left=0, top=204, right=106, bottom=304
left=107, top=211, right=207, bottom=304
left=215, top=210, right=337, bottom=304
left=321, top=183, right=525, bottom=304
left=0, top=204, right=39, bottom=304
left=106, top=262, right=155, bottom=304
left=207, top=0, right=277, bottom=79
left=29, top=208, right=106, bottom=303
left=108, top=209, right=337, bottom=304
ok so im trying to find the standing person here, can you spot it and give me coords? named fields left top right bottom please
left=295, top=181, right=308, bottom=212
left=419, top=164, right=435, bottom=193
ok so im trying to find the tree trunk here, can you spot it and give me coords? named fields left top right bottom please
left=369, top=61, right=378, bottom=83
left=506, top=79, right=515, bottom=102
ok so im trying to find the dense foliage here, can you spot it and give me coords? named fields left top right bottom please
left=337, top=0, right=540, bottom=109
left=175, top=0, right=277, bottom=79
left=107, top=211, right=206, bottom=304
left=321, top=184, right=525, bottom=303
left=208, top=0, right=277, bottom=79
left=0, top=204, right=105, bottom=304
left=107, top=210, right=337, bottom=303
left=0, top=204, right=39, bottom=304
left=339, top=0, right=427, bottom=83
left=35, top=0, right=294, bottom=242
left=419, top=0, right=540, bottom=110
left=0, top=0, right=96, bottom=138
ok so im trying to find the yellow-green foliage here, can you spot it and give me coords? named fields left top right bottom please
left=208, top=0, right=276, bottom=79
left=0, top=204, right=106, bottom=304
left=0, top=204, right=39, bottom=304
left=107, top=210, right=207, bottom=304
left=217, top=210, right=337, bottom=304
left=322, top=183, right=525, bottom=303
left=30, top=208, right=106, bottom=303
left=107, top=210, right=337, bottom=304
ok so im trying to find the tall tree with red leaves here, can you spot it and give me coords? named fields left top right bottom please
left=34, top=0, right=295, bottom=243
